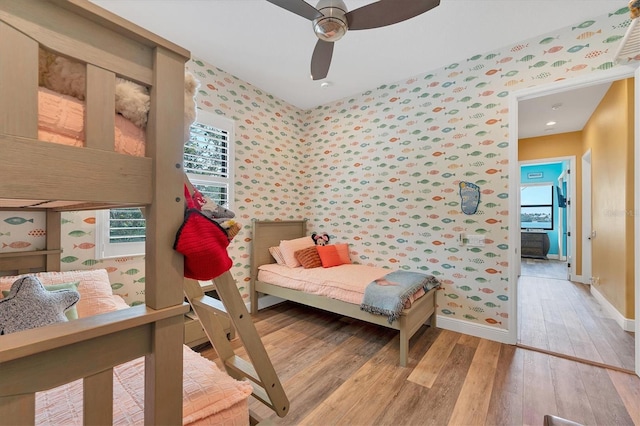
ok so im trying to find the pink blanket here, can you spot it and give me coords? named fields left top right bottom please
left=257, top=263, right=426, bottom=308
left=38, top=87, right=146, bottom=157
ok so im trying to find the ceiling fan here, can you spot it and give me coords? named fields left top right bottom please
left=266, top=0, right=441, bottom=80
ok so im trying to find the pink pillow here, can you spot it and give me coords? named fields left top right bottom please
left=317, top=244, right=351, bottom=268
left=0, top=269, right=119, bottom=318
left=268, top=246, right=286, bottom=265
left=279, top=236, right=315, bottom=268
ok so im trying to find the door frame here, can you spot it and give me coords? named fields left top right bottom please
left=518, top=157, right=575, bottom=275
left=507, top=64, right=640, bottom=377
left=582, top=149, right=592, bottom=284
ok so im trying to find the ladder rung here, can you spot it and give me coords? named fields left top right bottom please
left=249, top=381, right=275, bottom=411
left=224, top=355, right=260, bottom=385
left=192, top=295, right=227, bottom=316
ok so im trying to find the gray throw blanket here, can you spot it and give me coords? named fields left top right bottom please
left=360, top=271, right=440, bottom=324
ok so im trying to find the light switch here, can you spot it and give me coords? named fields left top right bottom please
left=466, top=234, right=485, bottom=247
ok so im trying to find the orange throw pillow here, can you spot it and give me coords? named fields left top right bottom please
left=316, top=244, right=351, bottom=268
left=294, top=246, right=322, bottom=269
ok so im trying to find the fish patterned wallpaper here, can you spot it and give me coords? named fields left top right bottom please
left=0, top=5, right=634, bottom=330
left=0, top=211, right=146, bottom=305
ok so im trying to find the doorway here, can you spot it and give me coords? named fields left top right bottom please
left=519, top=159, right=572, bottom=281
left=508, top=66, right=639, bottom=376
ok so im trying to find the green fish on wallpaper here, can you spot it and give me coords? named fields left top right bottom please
left=572, top=20, right=595, bottom=30
left=68, top=230, right=91, bottom=237
left=609, top=6, right=630, bottom=17
left=4, top=217, right=34, bottom=225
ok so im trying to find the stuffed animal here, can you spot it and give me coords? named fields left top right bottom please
left=631, top=0, right=640, bottom=19
left=0, top=276, right=79, bottom=335
left=184, top=71, right=199, bottom=142
left=38, top=47, right=198, bottom=133
left=115, top=77, right=150, bottom=128
left=42, top=52, right=88, bottom=100
left=312, top=232, right=330, bottom=246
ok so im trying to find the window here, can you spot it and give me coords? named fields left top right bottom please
left=520, top=183, right=554, bottom=230
left=184, top=110, right=235, bottom=205
left=96, top=110, right=234, bottom=259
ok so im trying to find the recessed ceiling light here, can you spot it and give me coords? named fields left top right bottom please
left=546, top=121, right=556, bottom=126
left=320, top=81, right=331, bottom=88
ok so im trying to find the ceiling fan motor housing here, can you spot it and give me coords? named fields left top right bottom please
left=313, top=0, right=348, bottom=42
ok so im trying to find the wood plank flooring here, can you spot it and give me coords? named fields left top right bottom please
left=198, top=302, right=640, bottom=425
left=518, top=259, right=635, bottom=372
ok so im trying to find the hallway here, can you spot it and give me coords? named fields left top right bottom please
left=518, top=259, right=635, bottom=372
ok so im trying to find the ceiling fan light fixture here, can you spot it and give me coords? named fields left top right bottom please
left=314, top=16, right=347, bottom=41
left=313, top=0, right=348, bottom=42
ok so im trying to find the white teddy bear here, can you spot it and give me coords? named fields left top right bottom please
left=39, top=48, right=197, bottom=132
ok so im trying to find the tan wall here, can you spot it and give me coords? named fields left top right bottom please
left=582, top=78, right=635, bottom=319
left=519, top=131, right=584, bottom=275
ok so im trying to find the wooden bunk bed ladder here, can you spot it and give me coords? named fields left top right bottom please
left=183, top=272, right=289, bottom=421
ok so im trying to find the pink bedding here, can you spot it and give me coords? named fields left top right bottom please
left=38, top=87, right=146, bottom=157
left=35, top=345, right=252, bottom=426
left=1, top=270, right=253, bottom=425
left=257, top=263, right=425, bottom=307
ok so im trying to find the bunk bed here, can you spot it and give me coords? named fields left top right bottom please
left=0, top=1, right=252, bottom=423
left=250, top=220, right=439, bottom=367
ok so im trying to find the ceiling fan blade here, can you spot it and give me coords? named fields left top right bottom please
left=346, top=0, right=440, bottom=30
left=266, top=0, right=323, bottom=21
left=310, top=39, right=334, bottom=80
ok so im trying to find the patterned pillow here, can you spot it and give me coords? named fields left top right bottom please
left=268, top=246, right=287, bottom=265
left=2, top=281, right=80, bottom=320
left=0, top=276, right=80, bottom=334
left=317, top=243, right=352, bottom=268
left=0, top=269, right=119, bottom=318
left=279, top=236, right=315, bottom=268
left=294, top=246, right=322, bottom=269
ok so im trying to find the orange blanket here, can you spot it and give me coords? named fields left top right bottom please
left=38, top=87, right=146, bottom=157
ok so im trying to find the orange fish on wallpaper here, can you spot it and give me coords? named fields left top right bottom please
left=2, top=241, right=31, bottom=249
left=83, top=217, right=96, bottom=224
left=28, top=229, right=46, bottom=237
left=73, top=242, right=95, bottom=250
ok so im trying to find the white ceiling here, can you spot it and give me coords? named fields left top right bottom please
left=518, top=82, right=612, bottom=139
left=91, top=0, right=625, bottom=137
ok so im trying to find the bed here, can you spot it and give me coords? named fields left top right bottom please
left=250, top=220, right=439, bottom=367
left=0, top=269, right=253, bottom=425
left=0, top=0, right=206, bottom=423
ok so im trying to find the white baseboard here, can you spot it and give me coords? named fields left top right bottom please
left=436, top=315, right=512, bottom=344
left=590, top=285, right=635, bottom=332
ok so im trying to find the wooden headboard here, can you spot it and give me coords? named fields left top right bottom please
left=250, top=220, right=307, bottom=277
left=249, top=220, right=306, bottom=302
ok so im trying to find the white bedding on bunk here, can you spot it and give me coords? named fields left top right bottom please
left=257, top=263, right=426, bottom=307
left=0, top=269, right=253, bottom=426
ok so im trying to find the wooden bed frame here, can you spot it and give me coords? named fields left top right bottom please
left=249, top=220, right=437, bottom=367
left=0, top=1, right=189, bottom=423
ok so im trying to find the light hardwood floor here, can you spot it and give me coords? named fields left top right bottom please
left=518, top=259, right=635, bottom=372
left=198, top=302, right=640, bottom=426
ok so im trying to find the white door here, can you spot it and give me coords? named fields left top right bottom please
left=582, top=150, right=592, bottom=284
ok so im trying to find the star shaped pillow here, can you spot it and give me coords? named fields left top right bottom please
left=0, top=276, right=80, bottom=335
